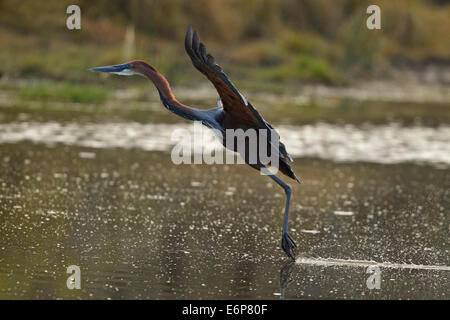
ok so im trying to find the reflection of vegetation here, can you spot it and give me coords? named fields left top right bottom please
left=269, top=100, right=450, bottom=126
left=5, top=83, right=449, bottom=126
left=0, top=0, right=448, bottom=88
left=19, top=82, right=109, bottom=104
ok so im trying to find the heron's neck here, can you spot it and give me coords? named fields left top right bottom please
left=141, top=67, right=199, bottom=120
left=145, top=69, right=176, bottom=101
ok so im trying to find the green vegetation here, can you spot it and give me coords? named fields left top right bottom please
left=4, top=83, right=449, bottom=127
left=258, top=54, right=341, bottom=84
left=19, top=82, right=109, bottom=104
left=0, top=0, right=448, bottom=89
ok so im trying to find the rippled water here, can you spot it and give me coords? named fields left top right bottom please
left=0, top=143, right=449, bottom=299
left=1, top=122, right=449, bottom=167
left=0, top=94, right=449, bottom=299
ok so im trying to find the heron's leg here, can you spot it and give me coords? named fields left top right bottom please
left=266, top=172, right=297, bottom=260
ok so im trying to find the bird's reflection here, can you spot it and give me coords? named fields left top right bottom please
left=279, top=260, right=296, bottom=299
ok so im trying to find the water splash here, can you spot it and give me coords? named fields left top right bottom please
left=296, top=257, right=450, bottom=271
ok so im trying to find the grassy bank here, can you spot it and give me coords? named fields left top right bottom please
left=0, top=0, right=448, bottom=89
left=19, top=82, right=109, bottom=104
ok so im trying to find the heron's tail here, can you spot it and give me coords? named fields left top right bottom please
left=279, top=158, right=301, bottom=184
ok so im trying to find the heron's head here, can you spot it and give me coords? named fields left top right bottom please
left=89, top=60, right=156, bottom=77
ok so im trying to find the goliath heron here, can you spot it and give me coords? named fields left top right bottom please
left=90, top=26, right=300, bottom=259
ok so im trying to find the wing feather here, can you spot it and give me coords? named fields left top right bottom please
left=184, top=26, right=298, bottom=182
left=185, top=26, right=266, bottom=126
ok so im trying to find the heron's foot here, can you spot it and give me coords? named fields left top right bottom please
left=281, top=232, right=297, bottom=260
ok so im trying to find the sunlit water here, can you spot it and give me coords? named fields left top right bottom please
left=0, top=94, right=449, bottom=299
left=0, top=122, right=449, bottom=167
left=0, top=142, right=448, bottom=299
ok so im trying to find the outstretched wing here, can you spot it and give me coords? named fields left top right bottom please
left=185, top=26, right=299, bottom=183
left=185, top=26, right=266, bottom=127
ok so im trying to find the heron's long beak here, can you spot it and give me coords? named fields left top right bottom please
left=89, top=63, right=134, bottom=76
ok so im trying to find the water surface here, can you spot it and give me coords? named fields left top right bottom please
left=0, top=91, right=449, bottom=299
left=0, top=143, right=448, bottom=299
left=0, top=121, right=449, bottom=167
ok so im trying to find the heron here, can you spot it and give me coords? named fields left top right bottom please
left=89, top=26, right=300, bottom=259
